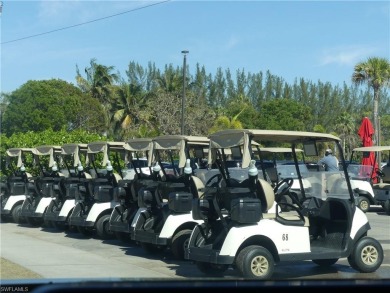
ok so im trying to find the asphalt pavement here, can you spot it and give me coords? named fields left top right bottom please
left=0, top=206, right=389, bottom=282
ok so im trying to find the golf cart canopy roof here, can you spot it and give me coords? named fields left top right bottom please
left=124, top=138, right=153, bottom=152
left=257, top=147, right=303, bottom=153
left=352, top=146, right=390, bottom=152
left=61, top=143, right=88, bottom=167
left=32, top=145, right=62, bottom=167
left=152, top=135, right=209, bottom=168
left=208, top=129, right=340, bottom=168
left=124, top=138, right=154, bottom=166
left=6, top=147, right=34, bottom=168
left=86, top=141, right=126, bottom=166
left=153, top=135, right=209, bottom=149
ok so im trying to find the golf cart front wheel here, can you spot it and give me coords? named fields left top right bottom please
left=383, top=200, right=390, bottom=215
left=77, top=226, right=93, bottom=237
left=115, top=231, right=133, bottom=244
left=348, top=236, right=383, bottom=273
left=12, top=204, right=24, bottom=224
left=26, top=216, right=43, bottom=227
left=140, top=243, right=166, bottom=254
left=236, top=245, right=275, bottom=279
left=171, top=229, right=192, bottom=260
left=357, top=197, right=370, bottom=213
left=96, top=214, right=114, bottom=240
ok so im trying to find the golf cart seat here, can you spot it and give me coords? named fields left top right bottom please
left=257, top=178, right=309, bottom=226
left=373, top=182, right=390, bottom=190
left=190, top=175, right=205, bottom=198
left=113, top=173, right=122, bottom=185
left=256, top=178, right=276, bottom=214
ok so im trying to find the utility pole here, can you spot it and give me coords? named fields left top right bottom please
left=181, top=50, right=189, bottom=135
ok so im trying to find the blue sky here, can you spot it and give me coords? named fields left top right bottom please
left=1, top=0, right=389, bottom=94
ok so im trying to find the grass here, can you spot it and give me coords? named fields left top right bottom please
left=0, top=257, right=42, bottom=279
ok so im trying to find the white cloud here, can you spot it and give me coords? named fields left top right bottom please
left=225, top=35, right=240, bottom=50
left=319, top=45, right=377, bottom=66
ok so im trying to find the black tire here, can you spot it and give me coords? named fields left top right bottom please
left=1, top=214, right=10, bottom=223
left=140, top=242, right=166, bottom=254
left=52, top=221, right=66, bottom=230
left=115, top=231, right=133, bottom=244
left=348, top=236, right=383, bottom=273
left=96, top=214, right=114, bottom=240
left=171, top=229, right=192, bottom=260
left=236, top=245, right=275, bottom=279
left=26, top=216, right=43, bottom=227
left=44, top=219, right=53, bottom=228
left=357, top=197, right=370, bottom=213
left=312, top=258, right=338, bottom=266
left=195, top=261, right=229, bottom=276
left=11, top=204, right=23, bottom=224
left=384, top=200, right=390, bottom=215
left=64, top=223, right=78, bottom=234
left=77, top=225, right=93, bottom=237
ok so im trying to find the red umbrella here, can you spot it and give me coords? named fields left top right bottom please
left=358, top=117, right=378, bottom=183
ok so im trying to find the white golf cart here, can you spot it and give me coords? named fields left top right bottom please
left=43, top=143, right=92, bottom=230
left=0, top=147, right=34, bottom=224
left=349, top=146, right=390, bottom=215
left=19, top=145, right=64, bottom=227
left=185, top=129, right=383, bottom=279
left=68, top=141, right=125, bottom=239
left=109, top=138, right=154, bottom=243
left=130, top=135, right=209, bottom=259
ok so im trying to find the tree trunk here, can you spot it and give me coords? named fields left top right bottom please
left=373, top=88, right=380, bottom=165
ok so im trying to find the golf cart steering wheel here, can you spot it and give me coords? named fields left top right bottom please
left=274, top=178, right=304, bottom=210
left=274, top=178, right=294, bottom=198
left=376, top=169, right=385, bottom=178
left=205, top=173, right=223, bottom=187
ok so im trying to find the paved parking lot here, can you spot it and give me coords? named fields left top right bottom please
left=1, top=207, right=389, bottom=282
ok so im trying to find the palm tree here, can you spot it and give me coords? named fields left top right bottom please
left=334, top=112, right=359, bottom=158
left=208, top=107, right=245, bottom=134
left=76, top=58, right=120, bottom=136
left=352, top=57, right=390, bottom=151
left=76, top=58, right=119, bottom=104
left=155, top=65, right=183, bottom=94
left=111, top=80, right=156, bottom=139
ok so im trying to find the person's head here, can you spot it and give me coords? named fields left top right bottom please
left=325, top=149, right=332, bottom=156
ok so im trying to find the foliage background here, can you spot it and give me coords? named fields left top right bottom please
left=1, top=58, right=389, bottom=176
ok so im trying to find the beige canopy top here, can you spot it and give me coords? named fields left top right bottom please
left=32, top=145, right=62, bottom=168
left=208, top=129, right=340, bottom=168
left=352, top=146, right=390, bottom=152
left=86, top=141, right=126, bottom=166
left=6, top=147, right=34, bottom=168
left=152, top=135, right=209, bottom=168
left=61, top=143, right=88, bottom=167
left=123, top=138, right=154, bottom=168
left=257, top=147, right=303, bottom=153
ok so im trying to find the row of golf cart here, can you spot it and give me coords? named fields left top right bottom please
left=0, top=130, right=385, bottom=279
